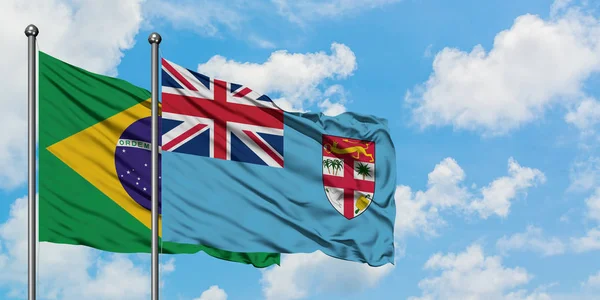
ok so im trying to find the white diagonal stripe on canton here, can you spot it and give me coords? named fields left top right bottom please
left=162, top=112, right=212, bottom=152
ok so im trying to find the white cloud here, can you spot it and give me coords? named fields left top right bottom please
left=0, top=0, right=145, bottom=189
left=395, top=157, right=545, bottom=238
left=394, top=185, right=445, bottom=238
left=496, top=226, right=566, bottom=257
left=147, top=0, right=402, bottom=35
left=143, top=1, right=282, bottom=49
left=582, top=271, right=600, bottom=289
left=272, top=0, right=401, bottom=25
left=160, top=257, right=176, bottom=274
left=409, top=244, right=539, bottom=300
left=569, top=156, right=600, bottom=192
left=394, top=158, right=467, bottom=238
left=424, top=44, right=434, bottom=58
left=272, top=98, right=306, bottom=113
left=318, top=85, right=348, bottom=116
left=504, top=289, right=552, bottom=300
left=565, top=98, right=600, bottom=135
left=143, top=0, right=242, bottom=37
left=571, top=228, right=600, bottom=253
left=570, top=187, right=600, bottom=253
left=551, top=0, right=574, bottom=17
left=406, top=5, right=600, bottom=136
left=469, top=158, right=546, bottom=219
left=194, top=285, right=228, bottom=300
left=421, top=157, right=470, bottom=209
left=318, top=99, right=346, bottom=116
left=260, top=251, right=393, bottom=300
left=248, top=35, right=277, bottom=49
left=585, top=188, right=600, bottom=222
left=75, top=255, right=149, bottom=299
left=0, top=196, right=161, bottom=299
left=197, top=42, right=357, bottom=111
left=560, top=208, right=578, bottom=224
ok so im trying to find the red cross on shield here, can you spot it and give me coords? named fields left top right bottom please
left=322, top=134, right=376, bottom=220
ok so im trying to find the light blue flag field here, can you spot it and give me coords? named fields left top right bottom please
left=160, top=58, right=396, bottom=266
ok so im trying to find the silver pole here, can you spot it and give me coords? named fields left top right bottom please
left=148, top=32, right=162, bottom=300
left=25, top=24, right=38, bottom=300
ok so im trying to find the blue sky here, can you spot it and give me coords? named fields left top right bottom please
left=1, top=0, right=600, bottom=299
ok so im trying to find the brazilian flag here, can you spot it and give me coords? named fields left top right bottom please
left=38, top=51, right=280, bottom=267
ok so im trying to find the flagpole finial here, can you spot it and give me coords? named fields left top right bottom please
left=24, top=24, right=39, bottom=37
left=148, top=32, right=162, bottom=44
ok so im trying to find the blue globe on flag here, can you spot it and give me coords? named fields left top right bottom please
left=114, top=117, right=161, bottom=213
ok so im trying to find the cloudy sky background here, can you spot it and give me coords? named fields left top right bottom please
left=1, top=0, right=600, bottom=299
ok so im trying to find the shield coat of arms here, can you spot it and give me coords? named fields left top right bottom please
left=322, top=135, right=375, bottom=219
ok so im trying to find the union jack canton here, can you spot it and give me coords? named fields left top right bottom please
left=161, top=58, right=284, bottom=168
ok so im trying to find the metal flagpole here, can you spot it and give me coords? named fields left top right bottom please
left=148, top=32, right=162, bottom=300
left=25, top=24, right=39, bottom=300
